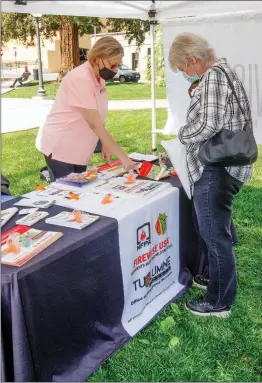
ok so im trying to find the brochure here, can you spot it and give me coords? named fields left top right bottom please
left=128, top=152, right=158, bottom=162
left=100, top=164, right=127, bottom=178
left=56, top=170, right=97, bottom=187
left=93, top=178, right=170, bottom=198
left=16, top=211, right=49, bottom=226
left=45, top=211, right=100, bottom=230
left=14, top=198, right=55, bottom=208
left=18, top=208, right=39, bottom=215
left=1, top=225, right=63, bottom=267
left=144, top=165, right=170, bottom=181
left=36, top=186, right=86, bottom=201
left=96, top=160, right=122, bottom=172
left=1, top=207, right=18, bottom=227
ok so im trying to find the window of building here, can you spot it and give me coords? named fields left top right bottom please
left=79, top=48, right=89, bottom=62
left=132, top=52, right=139, bottom=70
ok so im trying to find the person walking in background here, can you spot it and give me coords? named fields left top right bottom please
left=36, top=36, right=137, bottom=181
left=169, top=32, right=254, bottom=318
left=10, top=65, right=31, bottom=88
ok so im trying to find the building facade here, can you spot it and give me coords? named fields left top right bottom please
left=2, top=23, right=151, bottom=80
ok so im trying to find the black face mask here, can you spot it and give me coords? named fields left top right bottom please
left=99, top=61, right=117, bottom=81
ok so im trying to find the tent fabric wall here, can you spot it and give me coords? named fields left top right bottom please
left=162, top=10, right=262, bottom=144
left=2, top=1, right=262, bottom=20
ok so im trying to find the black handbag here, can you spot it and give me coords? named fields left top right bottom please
left=198, top=66, right=258, bottom=167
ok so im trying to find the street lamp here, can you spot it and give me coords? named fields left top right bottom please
left=93, top=25, right=97, bottom=43
left=32, top=13, right=46, bottom=98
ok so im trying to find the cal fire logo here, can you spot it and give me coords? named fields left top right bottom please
left=137, top=223, right=151, bottom=251
left=155, top=213, right=167, bottom=236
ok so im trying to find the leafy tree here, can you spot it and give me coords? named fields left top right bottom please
left=106, top=18, right=150, bottom=46
left=107, top=19, right=165, bottom=86
left=147, top=25, right=165, bottom=86
left=1, top=13, right=102, bottom=80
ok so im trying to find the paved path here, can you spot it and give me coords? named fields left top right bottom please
left=1, top=98, right=168, bottom=134
left=1, top=72, right=58, bottom=95
left=1, top=80, right=31, bottom=95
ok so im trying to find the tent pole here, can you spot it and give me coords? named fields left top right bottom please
left=150, top=22, right=157, bottom=152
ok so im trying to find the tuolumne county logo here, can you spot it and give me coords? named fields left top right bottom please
left=133, top=256, right=171, bottom=291
left=137, top=222, right=151, bottom=251
left=155, top=213, right=167, bottom=236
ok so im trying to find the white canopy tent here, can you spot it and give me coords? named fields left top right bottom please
left=2, top=1, right=262, bottom=147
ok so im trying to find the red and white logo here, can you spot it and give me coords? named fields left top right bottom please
left=137, top=223, right=151, bottom=251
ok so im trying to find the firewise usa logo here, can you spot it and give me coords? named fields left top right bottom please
left=155, top=213, right=167, bottom=235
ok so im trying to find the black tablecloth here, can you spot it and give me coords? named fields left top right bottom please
left=1, top=178, right=203, bottom=382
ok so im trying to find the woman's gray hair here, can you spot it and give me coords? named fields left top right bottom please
left=169, top=32, right=216, bottom=72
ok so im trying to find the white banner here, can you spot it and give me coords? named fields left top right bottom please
left=118, top=187, right=184, bottom=337
left=23, top=182, right=186, bottom=337
left=162, top=11, right=262, bottom=144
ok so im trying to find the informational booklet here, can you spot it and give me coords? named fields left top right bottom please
left=96, top=160, right=122, bottom=172
left=93, top=178, right=170, bottom=199
left=144, top=165, right=170, bottom=181
left=16, top=211, right=49, bottom=226
left=128, top=152, right=158, bottom=162
left=14, top=198, right=55, bottom=208
left=1, top=225, right=63, bottom=267
left=45, top=211, right=100, bottom=230
left=99, top=164, right=127, bottom=178
left=1, top=207, right=18, bottom=227
left=18, top=208, right=39, bottom=215
left=36, top=186, right=86, bottom=200
left=56, top=170, right=97, bottom=187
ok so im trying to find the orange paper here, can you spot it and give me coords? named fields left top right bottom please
left=7, top=238, right=20, bottom=254
left=125, top=174, right=136, bottom=184
left=101, top=194, right=113, bottom=205
left=83, top=169, right=97, bottom=179
left=36, top=185, right=46, bottom=191
left=69, top=192, right=80, bottom=200
left=73, top=210, right=83, bottom=223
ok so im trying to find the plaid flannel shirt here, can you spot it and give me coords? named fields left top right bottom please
left=178, top=58, right=253, bottom=186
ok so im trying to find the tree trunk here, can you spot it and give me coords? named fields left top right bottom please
left=57, top=17, right=80, bottom=82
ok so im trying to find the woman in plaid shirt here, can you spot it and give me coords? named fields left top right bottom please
left=169, top=33, right=253, bottom=317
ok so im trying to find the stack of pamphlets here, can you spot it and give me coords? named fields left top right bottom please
left=1, top=225, right=63, bottom=267
left=1, top=207, right=18, bottom=227
left=93, top=178, right=170, bottom=199
left=96, top=160, right=122, bottom=172
left=14, top=198, right=55, bottom=208
left=128, top=152, right=158, bottom=162
left=18, top=208, right=39, bottom=215
left=45, top=211, right=100, bottom=230
left=35, top=186, right=86, bottom=200
left=143, top=165, right=170, bottom=181
left=16, top=211, right=49, bottom=226
left=56, top=170, right=97, bottom=187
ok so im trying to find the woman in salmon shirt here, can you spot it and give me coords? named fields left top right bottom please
left=36, top=36, right=137, bottom=181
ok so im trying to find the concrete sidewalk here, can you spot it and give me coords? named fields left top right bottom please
left=1, top=98, right=168, bottom=134
left=1, top=72, right=58, bottom=95
left=1, top=80, right=31, bottom=95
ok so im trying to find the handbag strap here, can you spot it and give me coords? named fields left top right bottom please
left=212, top=65, right=248, bottom=122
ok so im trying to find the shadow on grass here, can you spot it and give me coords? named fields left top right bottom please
left=105, top=81, right=142, bottom=87
left=21, top=81, right=55, bottom=88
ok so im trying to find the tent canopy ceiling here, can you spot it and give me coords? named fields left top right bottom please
left=2, top=1, right=262, bottom=20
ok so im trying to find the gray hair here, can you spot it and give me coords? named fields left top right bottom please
left=169, top=32, right=216, bottom=72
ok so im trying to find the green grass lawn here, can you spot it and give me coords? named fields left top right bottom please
left=2, top=109, right=262, bottom=382
left=2, top=81, right=166, bottom=100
